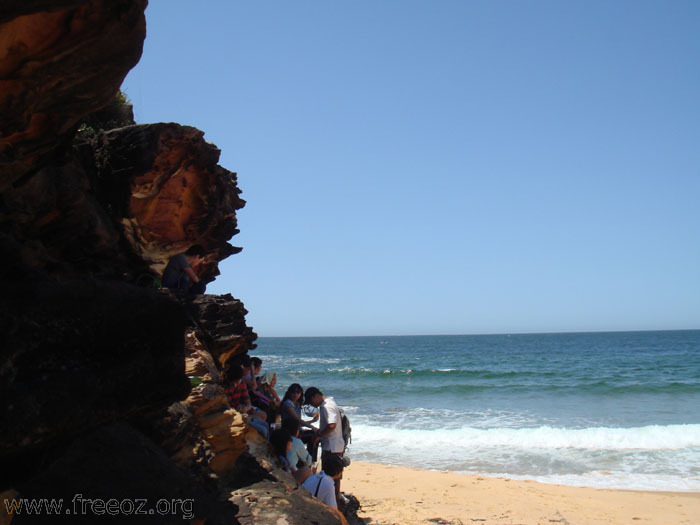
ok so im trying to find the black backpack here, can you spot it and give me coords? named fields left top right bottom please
left=339, top=408, right=352, bottom=450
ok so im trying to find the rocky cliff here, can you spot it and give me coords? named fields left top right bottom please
left=0, top=2, right=354, bottom=524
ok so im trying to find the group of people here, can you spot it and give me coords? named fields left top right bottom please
left=168, top=247, right=349, bottom=508
left=222, top=357, right=348, bottom=509
left=270, top=386, right=348, bottom=508
left=223, top=355, right=280, bottom=439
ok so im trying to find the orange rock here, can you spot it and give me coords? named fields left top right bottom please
left=0, top=1, right=147, bottom=189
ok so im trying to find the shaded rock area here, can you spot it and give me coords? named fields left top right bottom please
left=1, top=121, right=245, bottom=284
left=11, top=423, right=236, bottom=524
left=0, top=0, right=148, bottom=189
left=0, top=279, right=189, bottom=484
left=186, top=294, right=258, bottom=364
left=1, top=1, right=358, bottom=524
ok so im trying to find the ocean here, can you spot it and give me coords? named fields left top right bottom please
left=255, top=330, right=700, bottom=492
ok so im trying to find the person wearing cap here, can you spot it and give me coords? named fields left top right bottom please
left=305, top=386, right=344, bottom=500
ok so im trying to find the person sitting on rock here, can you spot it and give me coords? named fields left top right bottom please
left=246, top=356, right=261, bottom=391
left=268, top=429, right=316, bottom=485
left=281, top=383, right=319, bottom=460
left=161, top=244, right=206, bottom=294
left=248, top=357, right=277, bottom=419
left=269, top=428, right=294, bottom=472
left=259, top=372, right=281, bottom=411
left=282, top=418, right=313, bottom=470
left=301, top=455, right=345, bottom=508
left=223, top=362, right=269, bottom=438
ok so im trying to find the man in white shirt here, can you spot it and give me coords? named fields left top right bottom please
left=300, top=455, right=345, bottom=508
left=305, top=387, right=345, bottom=500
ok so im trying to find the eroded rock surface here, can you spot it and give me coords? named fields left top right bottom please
left=90, top=123, right=246, bottom=280
left=0, top=1, right=354, bottom=523
left=1, top=122, right=244, bottom=284
left=186, top=293, right=258, bottom=363
left=0, top=0, right=147, bottom=189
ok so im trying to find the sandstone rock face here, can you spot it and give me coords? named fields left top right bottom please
left=0, top=1, right=355, bottom=524
left=0, top=0, right=147, bottom=189
left=186, top=293, right=258, bottom=363
left=179, top=331, right=250, bottom=474
left=0, top=280, right=188, bottom=486
left=231, top=478, right=351, bottom=525
left=94, top=123, right=246, bottom=281
left=1, top=122, right=245, bottom=284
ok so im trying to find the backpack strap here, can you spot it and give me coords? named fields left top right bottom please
left=314, top=476, right=324, bottom=497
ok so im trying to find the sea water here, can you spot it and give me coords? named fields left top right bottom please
left=255, top=330, right=700, bottom=491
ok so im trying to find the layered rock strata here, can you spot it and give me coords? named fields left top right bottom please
left=0, top=0, right=148, bottom=189
left=1, top=1, right=353, bottom=523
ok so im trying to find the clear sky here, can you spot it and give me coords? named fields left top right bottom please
left=122, top=1, right=700, bottom=337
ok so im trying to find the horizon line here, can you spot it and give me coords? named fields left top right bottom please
left=256, top=327, right=700, bottom=339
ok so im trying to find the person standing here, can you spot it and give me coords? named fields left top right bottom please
left=305, top=386, right=344, bottom=500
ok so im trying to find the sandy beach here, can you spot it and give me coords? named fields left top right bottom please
left=343, top=461, right=700, bottom=525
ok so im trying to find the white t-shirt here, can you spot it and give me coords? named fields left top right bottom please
left=320, top=396, right=344, bottom=453
left=301, top=472, right=337, bottom=508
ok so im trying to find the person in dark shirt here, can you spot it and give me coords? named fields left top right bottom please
left=161, top=245, right=206, bottom=294
left=224, top=363, right=269, bottom=438
left=270, top=428, right=294, bottom=472
left=224, top=365, right=248, bottom=409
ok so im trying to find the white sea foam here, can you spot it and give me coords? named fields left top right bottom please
left=328, top=367, right=375, bottom=373
left=360, top=407, right=539, bottom=430
left=255, top=352, right=342, bottom=365
left=352, top=423, right=700, bottom=451
left=289, top=357, right=342, bottom=364
left=347, top=423, right=700, bottom=491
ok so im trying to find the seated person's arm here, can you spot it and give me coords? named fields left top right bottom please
left=301, top=411, right=318, bottom=429
left=184, top=267, right=199, bottom=284
left=286, top=448, right=297, bottom=470
left=268, top=375, right=281, bottom=403
left=269, top=386, right=281, bottom=403
left=300, top=445, right=312, bottom=467
left=282, top=402, right=299, bottom=421
left=244, top=375, right=256, bottom=391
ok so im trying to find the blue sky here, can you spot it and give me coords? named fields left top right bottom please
left=123, top=1, right=700, bottom=336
